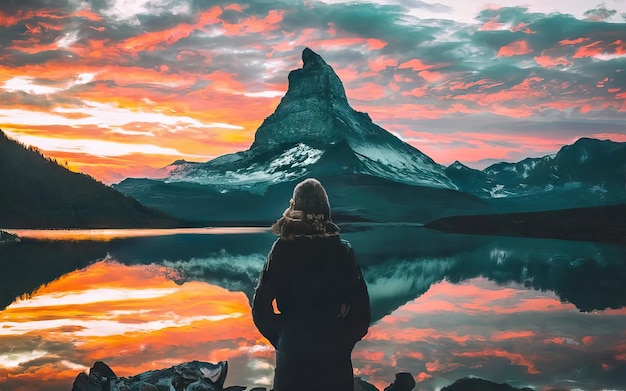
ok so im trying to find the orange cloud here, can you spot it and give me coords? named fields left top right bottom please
left=573, top=40, right=604, bottom=58
left=398, top=58, right=433, bottom=72
left=497, top=40, right=532, bottom=57
left=560, top=37, right=588, bottom=45
left=305, top=37, right=387, bottom=52
left=73, top=8, right=103, bottom=22
left=534, top=54, right=572, bottom=68
left=121, top=7, right=223, bottom=52
left=453, top=349, right=540, bottom=374
left=222, top=10, right=285, bottom=36
left=491, top=331, right=536, bottom=341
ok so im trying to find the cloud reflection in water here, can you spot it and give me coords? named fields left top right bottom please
left=1, top=256, right=626, bottom=391
left=0, top=260, right=274, bottom=390
left=355, top=277, right=626, bottom=391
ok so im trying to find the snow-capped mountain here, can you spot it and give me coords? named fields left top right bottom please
left=161, top=48, right=456, bottom=193
left=449, top=138, right=626, bottom=207
left=115, top=48, right=485, bottom=223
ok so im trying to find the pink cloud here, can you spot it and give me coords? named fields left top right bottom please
left=120, top=7, right=222, bottom=52
left=307, top=37, right=387, bottom=51
left=592, top=133, right=626, bottom=142
left=511, top=22, right=535, bottom=34
left=534, top=54, right=572, bottom=68
left=479, top=17, right=506, bottom=31
left=560, top=37, right=588, bottom=45
left=573, top=40, right=604, bottom=58
left=453, top=349, right=540, bottom=374
left=418, top=70, right=445, bottom=83
left=491, top=331, right=536, bottom=341
left=447, top=79, right=490, bottom=91
left=224, top=3, right=245, bottom=12
left=398, top=59, right=433, bottom=72
left=222, top=9, right=285, bottom=36
left=349, top=82, right=387, bottom=100
left=368, top=56, right=398, bottom=72
left=497, top=40, right=533, bottom=57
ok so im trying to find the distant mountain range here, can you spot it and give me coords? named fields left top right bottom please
left=0, top=131, right=185, bottom=228
left=115, top=48, right=626, bottom=225
left=446, top=137, right=626, bottom=211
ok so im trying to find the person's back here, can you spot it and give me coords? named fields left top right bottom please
left=252, top=178, right=370, bottom=391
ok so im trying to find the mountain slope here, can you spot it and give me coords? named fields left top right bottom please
left=116, top=48, right=484, bottom=223
left=0, top=130, right=185, bottom=228
left=160, top=48, right=456, bottom=192
left=449, top=138, right=626, bottom=210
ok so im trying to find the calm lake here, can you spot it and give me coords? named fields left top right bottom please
left=1, top=225, right=625, bottom=391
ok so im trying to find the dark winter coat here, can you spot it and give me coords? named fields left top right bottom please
left=252, top=235, right=370, bottom=391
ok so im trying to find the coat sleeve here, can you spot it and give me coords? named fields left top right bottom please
left=252, top=241, right=282, bottom=348
left=341, top=240, right=371, bottom=343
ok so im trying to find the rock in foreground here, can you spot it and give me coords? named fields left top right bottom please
left=72, top=360, right=232, bottom=391
left=71, top=360, right=407, bottom=391
left=72, top=360, right=534, bottom=391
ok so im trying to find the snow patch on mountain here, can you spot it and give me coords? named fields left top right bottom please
left=485, top=184, right=511, bottom=198
left=350, top=141, right=454, bottom=188
left=164, top=143, right=323, bottom=193
left=269, top=143, right=323, bottom=170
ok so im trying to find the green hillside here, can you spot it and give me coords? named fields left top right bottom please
left=0, top=130, right=185, bottom=228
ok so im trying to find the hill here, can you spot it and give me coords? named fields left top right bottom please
left=0, top=130, right=186, bottom=228
left=424, top=203, right=626, bottom=244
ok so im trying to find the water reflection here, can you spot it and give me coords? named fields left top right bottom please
left=8, top=227, right=270, bottom=241
left=357, top=278, right=626, bottom=390
left=0, top=261, right=274, bottom=391
left=1, top=226, right=626, bottom=390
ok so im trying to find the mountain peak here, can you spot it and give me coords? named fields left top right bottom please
left=302, top=47, right=327, bottom=68
left=250, top=48, right=350, bottom=149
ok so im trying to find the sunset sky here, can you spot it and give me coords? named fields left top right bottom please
left=1, top=0, right=625, bottom=183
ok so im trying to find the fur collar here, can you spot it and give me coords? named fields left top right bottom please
left=271, top=207, right=340, bottom=240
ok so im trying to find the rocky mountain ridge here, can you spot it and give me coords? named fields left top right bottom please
left=448, top=137, right=626, bottom=202
left=444, top=137, right=626, bottom=217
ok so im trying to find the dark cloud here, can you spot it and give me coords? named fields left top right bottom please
left=584, top=5, right=618, bottom=21
left=408, top=0, right=452, bottom=13
left=0, top=0, right=76, bottom=14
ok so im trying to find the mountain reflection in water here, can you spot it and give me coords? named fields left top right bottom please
left=1, top=225, right=625, bottom=390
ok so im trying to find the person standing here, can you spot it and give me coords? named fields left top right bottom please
left=252, top=178, right=370, bottom=391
